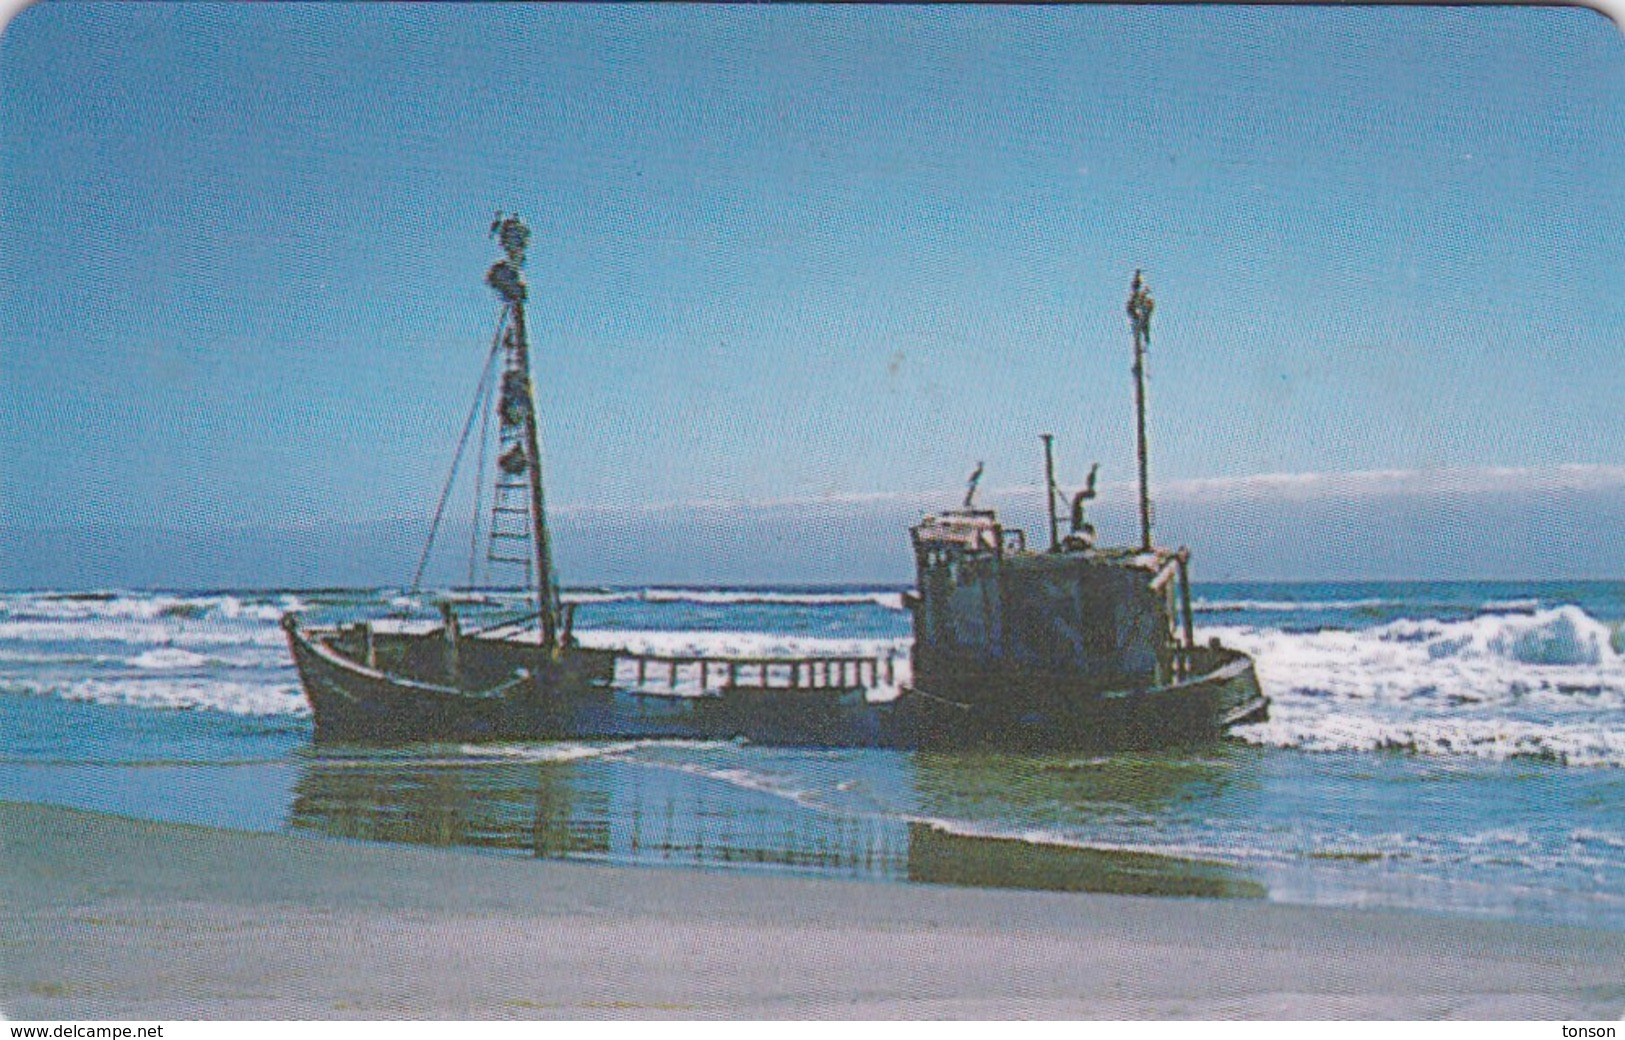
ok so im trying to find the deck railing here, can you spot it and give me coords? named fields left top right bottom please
left=615, top=652, right=898, bottom=694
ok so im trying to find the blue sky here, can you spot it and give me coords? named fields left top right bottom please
left=2, top=4, right=1621, bottom=587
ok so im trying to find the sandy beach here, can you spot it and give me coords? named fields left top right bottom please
left=3, top=800, right=1622, bottom=1020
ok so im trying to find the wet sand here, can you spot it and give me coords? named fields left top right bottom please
left=3, top=800, right=1622, bottom=1020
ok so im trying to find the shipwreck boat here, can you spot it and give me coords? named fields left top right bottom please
left=285, top=215, right=898, bottom=746
left=897, top=272, right=1266, bottom=749
left=284, top=225, right=1265, bottom=748
left=899, top=509, right=1267, bottom=750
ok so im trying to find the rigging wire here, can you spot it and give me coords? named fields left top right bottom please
left=467, top=345, right=495, bottom=590
left=410, top=309, right=509, bottom=594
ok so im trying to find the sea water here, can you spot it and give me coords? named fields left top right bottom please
left=1, top=582, right=1622, bottom=928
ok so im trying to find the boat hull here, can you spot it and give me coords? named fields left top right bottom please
left=286, top=616, right=1265, bottom=750
left=900, top=645, right=1267, bottom=751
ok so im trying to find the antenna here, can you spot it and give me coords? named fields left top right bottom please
left=963, top=461, right=985, bottom=510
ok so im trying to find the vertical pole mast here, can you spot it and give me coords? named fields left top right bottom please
left=488, top=213, right=559, bottom=648
left=1127, top=270, right=1156, bottom=553
left=510, top=297, right=559, bottom=647
left=1041, top=433, right=1058, bottom=552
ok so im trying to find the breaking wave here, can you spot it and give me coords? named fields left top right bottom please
left=0, top=592, right=298, bottom=649
left=0, top=592, right=302, bottom=624
left=1412, top=605, right=1616, bottom=667
left=40, top=676, right=309, bottom=717
left=1221, top=606, right=1625, bottom=767
left=128, top=647, right=214, bottom=670
left=0, top=618, right=290, bottom=648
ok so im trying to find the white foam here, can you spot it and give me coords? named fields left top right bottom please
left=0, top=618, right=289, bottom=648
left=0, top=591, right=295, bottom=653
left=128, top=647, right=212, bottom=670
left=561, top=590, right=640, bottom=605
left=58, top=676, right=309, bottom=717
left=454, top=740, right=666, bottom=763
left=1228, top=711, right=1625, bottom=767
left=1219, top=608, right=1623, bottom=704
left=0, top=592, right=289, bottom=624
left=0, top=648, right=117, bottom=666
left=1457, top=828, right=1535, bottom=848
left=905, top=816, right=1269, bottom=867
left=1396, top=605, right=1619, bottom=667
left=1571, top=828, right=1625, bottom=851
left=1222, top=607, right=1625, bottom=767
left=645, top=759, right=829, bottom=814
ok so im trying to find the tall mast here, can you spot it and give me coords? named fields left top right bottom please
left=487, top=213, right=560, bottom=647
left=1127, top=269, right=1156, bottom=553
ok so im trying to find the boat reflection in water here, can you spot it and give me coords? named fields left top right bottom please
left=288, top=744, right=1265, bottom=899
left=904, top=824, right=1260, bottom=898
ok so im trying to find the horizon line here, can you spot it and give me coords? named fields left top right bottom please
left=3, top=575, right=1624, bottom=597
left=6, top=461, right=1619, bottom=532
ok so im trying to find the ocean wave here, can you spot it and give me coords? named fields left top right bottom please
left=1210, top=606, right=1623, bottom=704
left=904, top=816, right=1272, bottom=867
left=1231, top=706, right=1625, bottom=768
left=0, top=592, right=299, bottom=624
left=1571, top=828, right=1625, bottom=851
left=128, top=647, right=214, bottom=670
left=0, top=618, right=290, bottom=648
left=452, top=739, right=694, bottom=763
left=0, top=648, right=119, bottom=666
left=118, top=645, right=287, bottom=670
left=907, top=817, right=1625, bottom=881
left=1482, top=598, right=1540, bottom=612
left=52, top=676, right=310, bottom=717
left=1211, top=605, right=1625, bottom=767
left=306, top=743, right=617, bottom=767
left=1299, top=828, right=1612, bottom=874
left=1393, top=606, right=1618, bottom=667
left=638, top=758, right=830, bottom=815
left=555, top=590, right=633, bottom=605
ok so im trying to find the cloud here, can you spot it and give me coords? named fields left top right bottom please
left=7, top=463, right=1621, bottom=588
left=1153, top=464, right=1625, bottom=503
left=547, top=463, right=1625, bottom=519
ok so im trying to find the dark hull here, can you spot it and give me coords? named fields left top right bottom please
left=901, top=646, right=1268, bottom=752
left=285, top=617, right=1266, bottom=750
